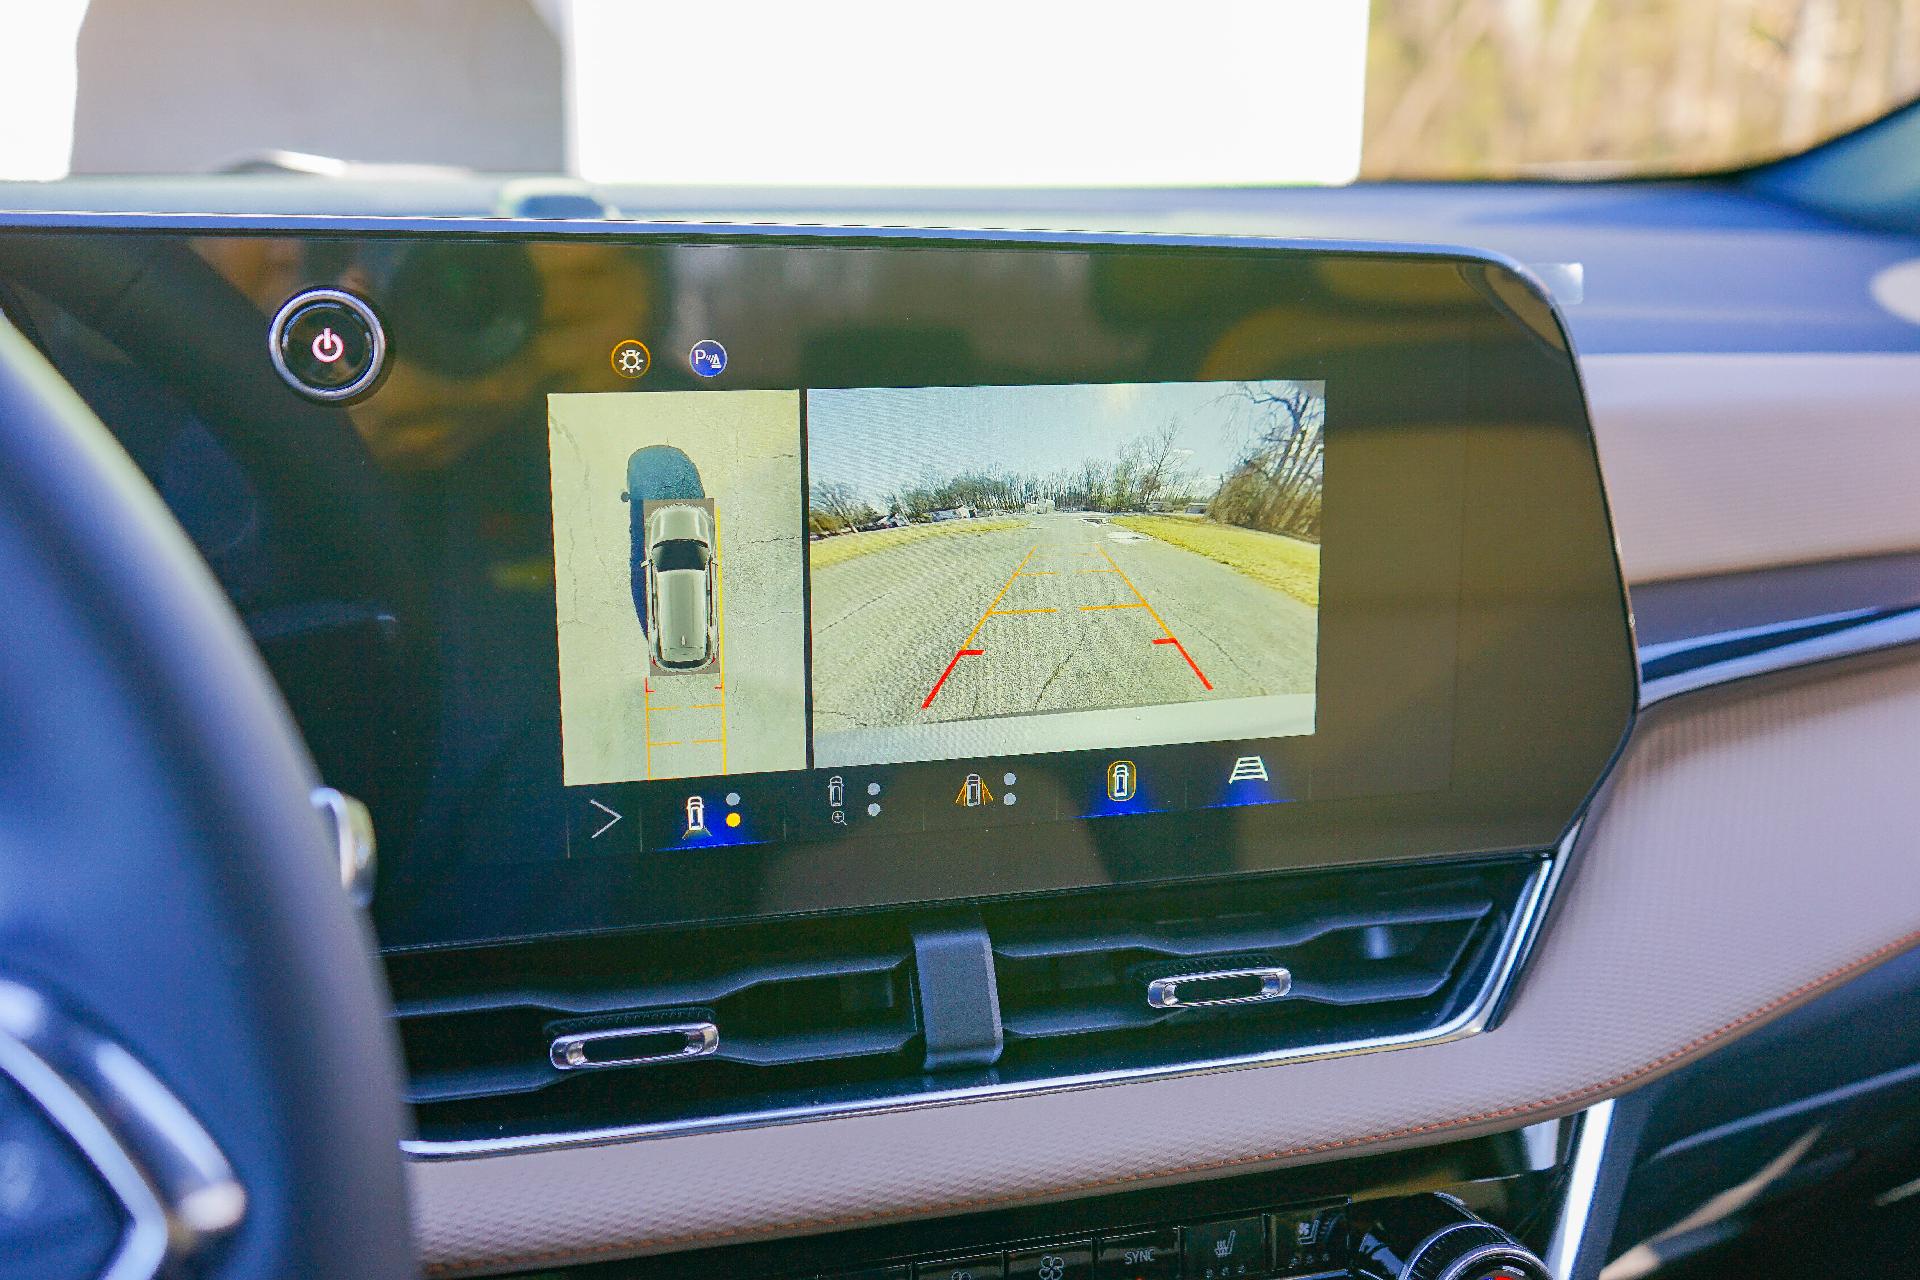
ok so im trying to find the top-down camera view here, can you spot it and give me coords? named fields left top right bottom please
left=5, top=5, right=1920, bottom=1280
left=548, top=390, right=808, bottom=784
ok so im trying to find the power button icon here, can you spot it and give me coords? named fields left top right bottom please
left=269, top=289, right=385, bottom=403
left=311, top=326, right=346, bottom=365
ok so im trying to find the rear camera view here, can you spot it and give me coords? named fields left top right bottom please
left=549, top=391, right=808, bottom=784
left=807, top=380, right=1323, bottom=767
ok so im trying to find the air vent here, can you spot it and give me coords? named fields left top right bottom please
left=390, top=918, right=921, bottom=1143
left=982, top=862, right=1532, bottom=1081
left=390, top=857, right=1547, bottom=1152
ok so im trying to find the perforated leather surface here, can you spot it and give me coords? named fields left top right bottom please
left=412, top=649, right=1920, bottom=1275
left=1586, top=353, right=1920, bottom=582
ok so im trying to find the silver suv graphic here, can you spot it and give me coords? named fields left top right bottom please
left=644, top=503, right=718, bottom=672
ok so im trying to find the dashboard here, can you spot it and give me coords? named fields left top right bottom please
left=2, top=192, right=1918, bottom=1280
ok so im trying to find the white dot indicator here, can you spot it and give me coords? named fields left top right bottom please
left=1003, top=792, right=1017, bottom=806
left=1002, top=772, right=1017, bottom=786
left=867, top=782, right=881, bottom=796
left=867, top=802, right=881, bottom=817
left=725, top=792, right=740, bottom=806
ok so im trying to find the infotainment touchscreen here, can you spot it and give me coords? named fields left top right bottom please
left=0, top=224, right=1637, bottom=950
left=547, top=377, right=1326, bottom=857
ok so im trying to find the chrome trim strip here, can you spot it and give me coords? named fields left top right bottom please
left=405, top=836, right=1570, bottom=1159
left=1436, top=1240, right=1550, bottom=1280
left=313, top=785, right=377, bottom=908
left=550, top=1022, right=720, bottom=1071
left=1639, top=604, right=1920, bottom=708
left=1145, top=967, right=1292, bottom=1010
left=0, top=980, right=245, bottom=1278
left=1544, top=1099, right=1616, bottom=1280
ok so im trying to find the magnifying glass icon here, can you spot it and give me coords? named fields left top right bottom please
left=831, top=811, right=847, bottom=826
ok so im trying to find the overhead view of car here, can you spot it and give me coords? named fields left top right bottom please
left=644, top=502, right=718, bottom=672
left=9, top=4, right=1920, bottom=1280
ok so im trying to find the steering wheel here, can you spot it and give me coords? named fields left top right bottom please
left=0, top=308, right=415, bottom=1280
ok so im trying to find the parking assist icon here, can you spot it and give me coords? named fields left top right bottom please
left=1228, top=755, right=1269, bottom=783
left=689, top=339, right=728, bottom=377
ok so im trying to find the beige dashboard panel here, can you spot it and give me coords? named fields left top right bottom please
left=411, top=648, right=1920, bottom=1276
left=1585, top=353, right=1920, bottom=583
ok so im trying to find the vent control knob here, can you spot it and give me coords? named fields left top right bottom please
left=1351, top=1193, right=1549, bottom=1280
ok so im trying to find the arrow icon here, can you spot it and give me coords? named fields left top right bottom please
left=588, top=799, right=623, bottom=839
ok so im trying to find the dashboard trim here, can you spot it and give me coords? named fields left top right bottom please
left=398, top=599, right=1920, bottom=1164
left=1543, top=1100, right=1615, bottom=1280
left=1638, top=603, right=1920, bottom=708
left=403, top=847, right=1568, bottom=1160
left=0, top=209, right=1560, bottom=284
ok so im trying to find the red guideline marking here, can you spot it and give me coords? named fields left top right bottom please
left=923, top=648, right=985, bottom=709
left=1153, top=636, right=1213, bottom=690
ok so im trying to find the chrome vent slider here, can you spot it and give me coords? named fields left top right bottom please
left=1145, top=966, right=1293, bottom=1010
left=549, top=1022, right=719, bottom=1072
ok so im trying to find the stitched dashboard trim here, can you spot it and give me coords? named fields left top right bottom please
left=422, top=926, right=1920, bottom=1275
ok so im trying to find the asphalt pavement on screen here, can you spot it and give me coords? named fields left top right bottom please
left=810, top=513, right=1316, bottom=764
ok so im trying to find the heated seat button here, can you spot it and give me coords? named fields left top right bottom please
left=1184, top=1217, right=1264, bottom=1280
left=1096, top=1229, right=1180, bottom=1280
left=269, top=288, right=385, bottom=402
left=1270, top=1204, right=1346, bottom=1274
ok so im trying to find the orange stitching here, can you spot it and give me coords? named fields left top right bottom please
left=424, top=928, right=1920, bottom=1276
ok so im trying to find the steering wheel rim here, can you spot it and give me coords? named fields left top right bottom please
left=0, top=313, right=414, bottom=1275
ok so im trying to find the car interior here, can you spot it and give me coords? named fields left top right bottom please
left=6, top=4, right=1920, bottom=1279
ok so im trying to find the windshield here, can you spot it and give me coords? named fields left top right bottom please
left=651, top=541, right=710, bottom=574
left=1, top=1, right=1915, bottom=184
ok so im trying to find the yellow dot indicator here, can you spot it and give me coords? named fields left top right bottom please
left=725, top=812, right=741, bottom=828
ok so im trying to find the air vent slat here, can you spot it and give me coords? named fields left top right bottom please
left=393, top=950, right=909, bottom=1021
left=989, top=896, right=1494, bottom=961
left=390, top=858, right=1545, bottom=1149
left=989, top=867, right=1525, bottom=1071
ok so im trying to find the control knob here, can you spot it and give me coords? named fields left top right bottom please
left=1350, top=1193, right=1550, bottom=1280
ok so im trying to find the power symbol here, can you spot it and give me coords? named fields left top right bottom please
left=311, top=326, right=345, bottom=364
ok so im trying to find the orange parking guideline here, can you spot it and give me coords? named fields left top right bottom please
left=922, top=544, right=1037, bottom=709
left=1096, top=543, right=1213, bottom=691
left=642, top=677, right=654, bottom=779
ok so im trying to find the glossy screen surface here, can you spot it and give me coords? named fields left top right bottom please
left=0, top=224, right=1637, bottom=948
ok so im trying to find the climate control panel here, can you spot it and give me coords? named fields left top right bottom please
left=818, top=1200, right=1349, bottom=1280
left=803, top=1195, right=1546, bottom=1280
